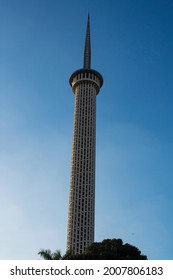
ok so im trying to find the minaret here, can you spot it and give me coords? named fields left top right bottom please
left=66, top=15, right=103, bottom=255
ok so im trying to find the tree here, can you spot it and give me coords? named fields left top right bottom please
left=38, top=249, right=62, bottom=260
left=38, top=238, right=147, bottom=260
left=65, top=238, right=147, bottom=260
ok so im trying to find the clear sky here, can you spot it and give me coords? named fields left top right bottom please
left=0, top=0, right=172, bottom=260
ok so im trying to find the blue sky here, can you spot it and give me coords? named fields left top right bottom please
left=0, top=0, right=172, bottom=260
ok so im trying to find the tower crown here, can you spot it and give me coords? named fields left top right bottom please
left=69, top=15, right=103, bottom=94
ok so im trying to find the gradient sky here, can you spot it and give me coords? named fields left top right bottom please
left=0, top=0, right=173, bottom=260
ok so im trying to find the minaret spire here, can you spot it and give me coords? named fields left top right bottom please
left=83, top=14, right=91, bottom=69
left=67, top=16, right=103, bottom=255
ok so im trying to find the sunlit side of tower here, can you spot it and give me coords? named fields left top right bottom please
left=66, top=16, right=103, bottom=255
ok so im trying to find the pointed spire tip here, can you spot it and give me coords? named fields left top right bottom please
left=83, top=14, right=91, bottom=69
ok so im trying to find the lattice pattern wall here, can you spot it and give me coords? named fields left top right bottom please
left=67, top=70, right=102, bottom=254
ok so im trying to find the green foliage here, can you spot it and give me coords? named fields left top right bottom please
left=38, top=249, right=62, bottom=260
left=38, top=238, right=147, bottom=260
left=66, top=238, right=147, bottom=260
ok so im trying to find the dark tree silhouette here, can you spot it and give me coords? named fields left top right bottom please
left=38, top=238, right=147, bottom=260
left=64, top=238, right=147, bottom=260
